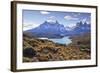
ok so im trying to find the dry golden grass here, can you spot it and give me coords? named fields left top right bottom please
left=23, top=34, right=91, bottom=62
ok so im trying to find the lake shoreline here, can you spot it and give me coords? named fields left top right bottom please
left=23, top=33, right=91, bottom=62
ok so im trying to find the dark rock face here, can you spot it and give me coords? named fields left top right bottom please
left=23, top=35, right=91, bottom=62
left=24, top=21, right=90, bottom=38
left=23, top=48, right=36, bottom=58
left=23, top=20, right=91, bottom=62
left=68, top=21, right=90, bottom=36
left=24, top=20, right=67, bottom=38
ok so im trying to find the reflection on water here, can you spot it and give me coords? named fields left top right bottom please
left=49, top=36, right=72, bottom=45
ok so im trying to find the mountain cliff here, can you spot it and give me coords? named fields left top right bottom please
left=24, top=21, right=90, bottom=38
left=24, top=20, right=67, bottom=38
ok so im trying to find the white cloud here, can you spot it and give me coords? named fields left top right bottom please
left=23, top=24, right=33, bottom=27
left=64, top=15, right=78, bottom=20
left=23, top=23, right=40, bottom=31
left=47, top=19, right=56, bottom=23
left=49, top=16, right=55, bottom=19
left=72, top=13, right=81, bottom=17
left=66, top=24, right=76, bottom=28
left=65, top=24, right=76, bottom=31
left=82, top=18, right=87, bottom=23
left=47, top=16, right=56, bottom=23
left=40, top=11, right=50, bottom=15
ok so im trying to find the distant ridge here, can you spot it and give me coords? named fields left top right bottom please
left=24, top=20, right=90, bottom=38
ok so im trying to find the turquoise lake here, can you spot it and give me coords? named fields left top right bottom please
left=49, top=36, right=72, bottom=45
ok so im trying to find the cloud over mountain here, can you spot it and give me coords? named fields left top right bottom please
left=64, top=15, right=78, bottom=20
left=40, top=11, right=50, bottom=15
left=24, top=20, right=90, bottom=38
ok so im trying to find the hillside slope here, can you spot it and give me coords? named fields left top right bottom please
left=23, top=33, right=91, bottom=62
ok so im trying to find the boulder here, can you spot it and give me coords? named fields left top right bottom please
left=23, top=48, right=36, bottom=58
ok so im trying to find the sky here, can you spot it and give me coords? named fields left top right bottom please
left=23, top=10, right=91, bottom=31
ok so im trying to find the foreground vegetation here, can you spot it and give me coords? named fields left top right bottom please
left=23, top=33, right=91, bottom=62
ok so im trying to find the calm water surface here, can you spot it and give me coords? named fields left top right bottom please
left=49, top=36, right=72, bottom=45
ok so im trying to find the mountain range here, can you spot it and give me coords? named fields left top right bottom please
left=23, top=20, right=90, bottom=38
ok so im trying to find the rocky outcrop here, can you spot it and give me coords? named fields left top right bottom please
left=23, top=34, right=91, bottom=62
